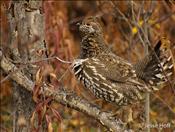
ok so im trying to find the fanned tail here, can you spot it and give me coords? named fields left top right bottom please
left=134, top=37, right=174, bottom=90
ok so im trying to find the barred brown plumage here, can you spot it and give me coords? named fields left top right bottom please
left=72, top=16, right=174, bottom=106
left=134, top=37, right=174, bottom=89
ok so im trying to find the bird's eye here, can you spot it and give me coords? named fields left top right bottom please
left=86, top=23, right=90, bottom=26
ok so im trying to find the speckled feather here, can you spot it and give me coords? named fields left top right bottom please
left=72, top=16, right=174, bottom=106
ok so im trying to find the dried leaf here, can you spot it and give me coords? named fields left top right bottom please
left=36, top=68, right=42, bottom=85
left=30, top=111, right=36, bottom=127
left=48, top=122, right=53, bottom=132
left=32, top=85, right=40, bottom=102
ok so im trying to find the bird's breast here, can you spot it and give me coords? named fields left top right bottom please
left=72, top=59, right=124, bottom=103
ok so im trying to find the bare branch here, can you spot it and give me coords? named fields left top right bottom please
left=0, top=54, right=126, bottom=132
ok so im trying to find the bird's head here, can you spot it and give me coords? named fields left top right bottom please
left=79, top=16, right=103, bottom=37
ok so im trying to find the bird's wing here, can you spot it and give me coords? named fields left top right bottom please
left=91, top=55, right=148, bottom=94
left=89, top=53, right=138, bottom=83
left=105, top=59, right=136, bottom=82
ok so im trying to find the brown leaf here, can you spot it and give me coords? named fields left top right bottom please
left=48, top=122, right=53, bottom=132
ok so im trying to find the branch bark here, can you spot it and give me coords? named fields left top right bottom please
left=0, top=54, right=125, bottom=132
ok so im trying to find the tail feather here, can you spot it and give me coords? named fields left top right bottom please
left=134, top=37, right=174, bottom=89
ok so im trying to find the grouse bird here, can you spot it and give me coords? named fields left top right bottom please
left=72, top=16, right=174, bottom=106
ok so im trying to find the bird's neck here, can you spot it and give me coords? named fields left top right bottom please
left=80, top=33, right=108, bottom=59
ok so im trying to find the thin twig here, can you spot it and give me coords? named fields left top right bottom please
left=12, top=56, right=72, bottom=65
left=151, top=11, right=175, bottom=27
left=55, top=57, right=72, bottom=64
left=152, top=93, right=175, bottom=114
left=137, top=1, right=145, bottom=21
left=1, top=56, right=72, bottom=83
left=110, top=1, right=132, bottom=30
left=58, top=68, right=70, bottom=82
left=131, top=1, right=150, bottom=131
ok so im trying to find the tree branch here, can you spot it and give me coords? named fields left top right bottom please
left=0, top=54, right=125, bottom=132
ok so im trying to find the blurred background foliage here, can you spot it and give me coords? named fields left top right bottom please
left=1, top=1, right=175, bottom=132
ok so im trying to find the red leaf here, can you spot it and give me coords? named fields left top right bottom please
left=50, top=107, right=62, bottom=122
left=45, top=114, right=52, bottom=124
